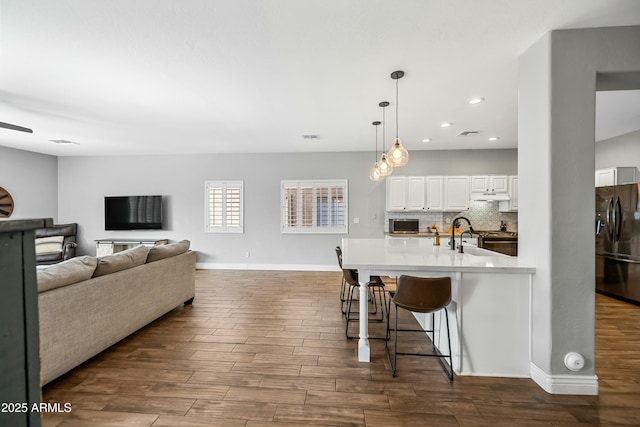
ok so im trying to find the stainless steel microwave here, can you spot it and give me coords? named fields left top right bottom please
left=389, top=219, right=419, bottom=234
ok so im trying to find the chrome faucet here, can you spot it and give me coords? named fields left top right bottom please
left=450, top=216, right=474, bottom=251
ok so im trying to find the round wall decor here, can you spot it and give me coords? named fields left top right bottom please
left=0, top=186, right=15, bottom=218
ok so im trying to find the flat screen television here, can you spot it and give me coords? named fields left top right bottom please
left=104, top=195, right=163, bottom=230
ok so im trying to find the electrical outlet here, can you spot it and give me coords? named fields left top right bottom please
left=245, top=251, right=250, bottom=258
left=353, top=217, right=360, bottom=224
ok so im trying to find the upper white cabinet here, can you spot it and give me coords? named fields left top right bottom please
left=595, top=167, right=639, bottom=187
left=444, top=176, right=470, bottom=211
left=386, top=174, right=516, bottom=212
left=386, top=176, right=409, bottom=211
left=425, top=176, right=444, bottom=211
left=499, top=176, right=519, bottom=212
left=470, top=175, right=508, bottom=193
left=406, top=177, right=426, bottom=211
left=386, top=176, right=425, bottom=211
left=386, top=176, right=444, bottom=211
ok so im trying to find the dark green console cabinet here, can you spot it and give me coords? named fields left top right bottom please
left=1, top=218, right=51, bottom=427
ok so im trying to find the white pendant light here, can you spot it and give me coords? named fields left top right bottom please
left=369, top=121, right=383, bottom=181
left=387, top=70, right=409, bottom=167
left=378, top=101, right=393, bottom=177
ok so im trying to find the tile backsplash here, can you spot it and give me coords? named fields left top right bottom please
left=385, top=201, right=518, bottom=233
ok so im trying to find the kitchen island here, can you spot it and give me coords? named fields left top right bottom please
left=341, top=237, right=535, bottom=377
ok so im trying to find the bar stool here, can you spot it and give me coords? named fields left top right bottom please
left=335, top=246, right=349, bottom=315
left=342, top=267, right=387, bottom=339
left=385, top=275, right=453, bottom=380
left=335, top=246, right=385, bottom=319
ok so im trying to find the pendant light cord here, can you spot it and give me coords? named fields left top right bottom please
left=375, top=124, right=378, bottom=162
left=382, top=105, right=386, bottom=151
left=395, top=77, right=399, bottom=140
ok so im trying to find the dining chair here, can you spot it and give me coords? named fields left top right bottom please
left=385, top=275, right=454, bottom=380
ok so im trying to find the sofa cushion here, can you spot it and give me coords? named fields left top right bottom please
left=93, top=245, right=150, bottom=277
left=35, top=235, right=65, bottom=256
left=146, top=240, right=191, bottom=263
left=37, top=256, right=98, bottom=293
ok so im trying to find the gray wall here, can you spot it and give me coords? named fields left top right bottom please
left=57, top=148, right=516, bottom=268
left=0, top=146, right=58, bottom=221
left=519, top=25, right=640, bottom=392
left=596, top=129, right=640, bottom=170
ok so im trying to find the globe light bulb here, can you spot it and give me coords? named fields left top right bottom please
left=369, top=162, right=383, bottom=181
left=378, top=153, right=394, bottom=176
left=387, top=138, right=409, bottom=167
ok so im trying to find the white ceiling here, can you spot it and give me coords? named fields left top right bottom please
left=1, top=0, right=639, bottom=157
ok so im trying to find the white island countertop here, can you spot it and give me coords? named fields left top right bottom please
left=342, top=237, right=535, bottom=274
left=341, top=237, right=535, bottom=376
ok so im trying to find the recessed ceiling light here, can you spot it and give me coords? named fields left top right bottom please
left=488, top=137, right=500, bottom=141
left=469, top=97, right=485, bottom=105
left=422, top=138, right=432, bottom=142
left=440, top=122, right=453, bottom=128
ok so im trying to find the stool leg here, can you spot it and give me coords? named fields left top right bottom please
left=345, top=284, right=361, bottom=339
left=444, top=308, right=453, bottom=381
left=392, top=305, right=398, bottom=377
left=340, top=276, right=347, bottom=315
left=431, top=312, right=436, bottom=352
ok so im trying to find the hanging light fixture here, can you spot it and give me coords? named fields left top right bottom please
left=369, top=121, right=383, bottom=181
left=378, top=101, right=393, bottom=177
left=387, top=70, right=409, bottom=167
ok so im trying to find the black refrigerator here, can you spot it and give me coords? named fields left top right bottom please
left=596, top=183, right=640, bottom=304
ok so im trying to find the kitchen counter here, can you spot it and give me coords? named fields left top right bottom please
left=341, top=237, right=535, bottom=377
left=349, top=237, right=532, bottom=274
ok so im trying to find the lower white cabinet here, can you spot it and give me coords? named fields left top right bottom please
left=444, top=176, right=470, bottom=211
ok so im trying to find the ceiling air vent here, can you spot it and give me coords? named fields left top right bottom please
left=457, top=131, right=479, bottom=137
left=302, top=134, right=320, bottom=140
left=49, top=139, right=79, bottom=145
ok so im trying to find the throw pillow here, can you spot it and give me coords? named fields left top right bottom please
left=92, top=244, right=150, bottom=277
left=35, top=235, right=65, bottom=255
left=37, top=256, right=98, bottom=293
left=146, top=240, right=191, bottom=263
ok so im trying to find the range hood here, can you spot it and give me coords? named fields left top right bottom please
left=470, top=193, right=511, bottom=201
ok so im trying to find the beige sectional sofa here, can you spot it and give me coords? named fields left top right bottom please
left=36, top=241, right=196, bottom=385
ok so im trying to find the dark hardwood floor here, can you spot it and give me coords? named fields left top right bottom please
left=41, top=270, right=640, bottom=426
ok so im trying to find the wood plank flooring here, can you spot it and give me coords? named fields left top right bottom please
left=41, top=270, right=640, bottom=426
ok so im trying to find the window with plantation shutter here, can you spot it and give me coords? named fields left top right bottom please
left=205, top=180, right=244, bottom=233
left=281, top=179, right=348, bottom=234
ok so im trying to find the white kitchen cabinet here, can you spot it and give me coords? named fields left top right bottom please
left=470, top=175, right=508, bottom=193
left=406, top=177, right=425, bottom=210
left=386, top=176, right=407, bottom=211
left=595, top=167, right=639, bottom=187
left=444, top=176, right=470, bottom=211
left=499, top=176, right=519, bottom=212
left=386, top=176, right=425, bottom=211
left=425, top=176, right=444, bottom=211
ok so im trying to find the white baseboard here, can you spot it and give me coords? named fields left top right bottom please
left=196, top=262, right=340, bottom=272
left=530, top=362, right=598, bottom=395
